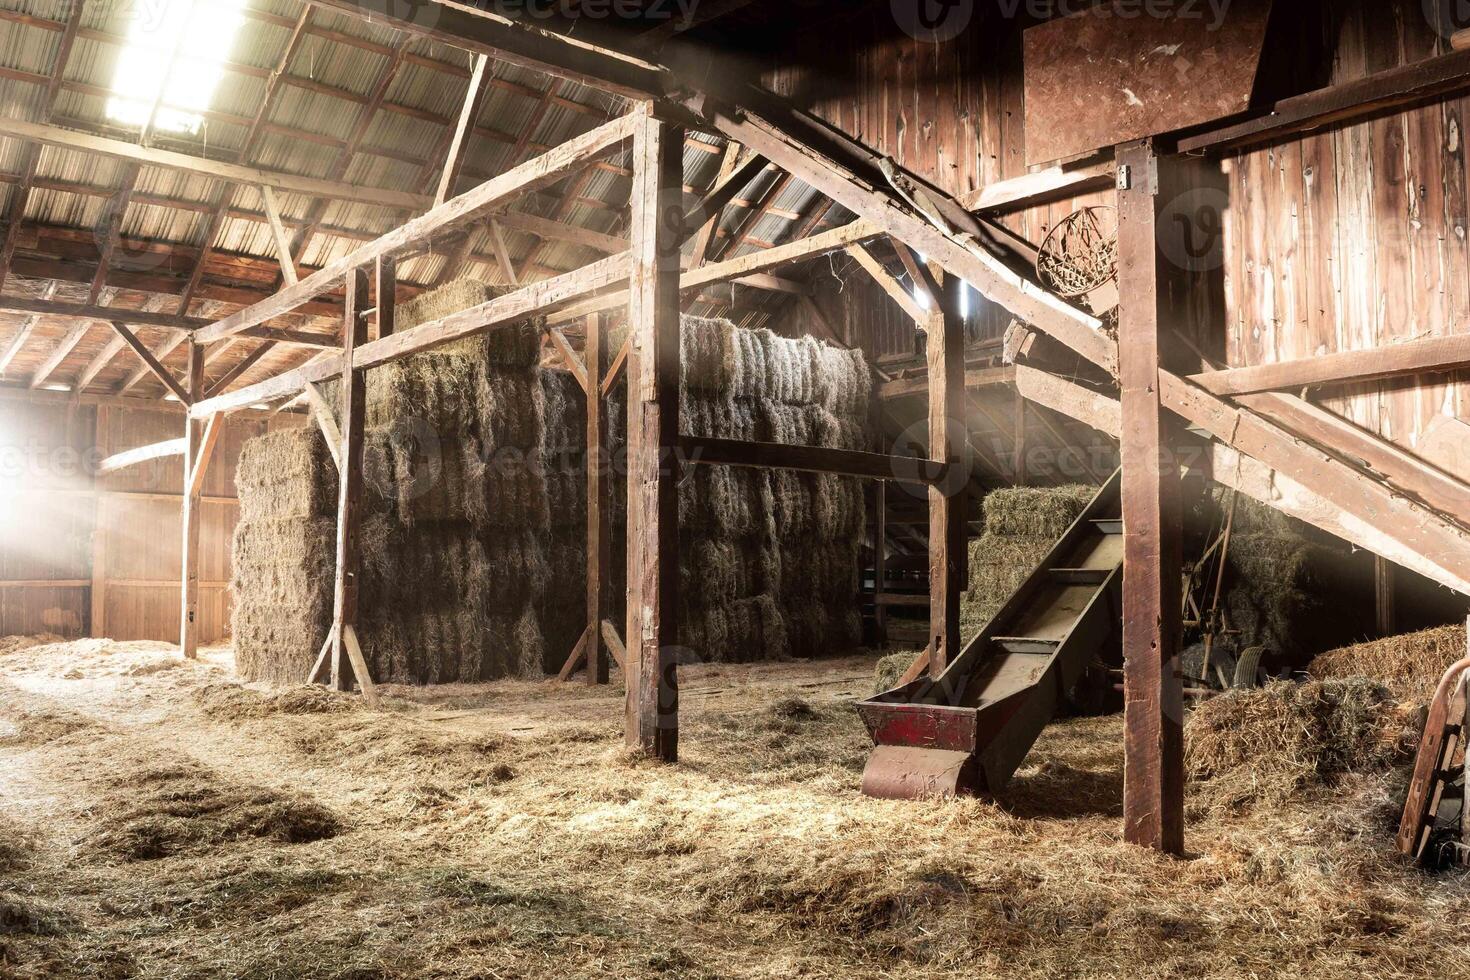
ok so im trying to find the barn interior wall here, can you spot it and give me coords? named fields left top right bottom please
left=0, top=392, right=290, bottom=642
left=764, top=0, right=1470, bottom=455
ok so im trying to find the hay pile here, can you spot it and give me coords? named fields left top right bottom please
left=672, top=315, right=872, bottom=662
left=230, top=426, right=338, bottom=685
left=959, top=485, right=1096, bottom=637
left=1185, top=678, right=1417, bottom=811
left=1308, top=623, right=1468, bottom=704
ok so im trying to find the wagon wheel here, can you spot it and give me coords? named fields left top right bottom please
left=1232, top=646, right=1266, bottom=689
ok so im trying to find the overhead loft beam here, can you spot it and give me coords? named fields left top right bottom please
left=1188, top=332, right=1470, bottom=396
left=306, top=0, right=665, bottom=98
left=680, top=435, right=951, bottom=484
left=878, top=366, right=1015, bottom=400
left=196, top=111, right=639, bottom=344
left=0, top=118, right=430, bottom=211
left=0, top=296, right=212, bottom=330
left=1178, top=47, right=1470, bottom=154
left=117, top=332, right=187, bottom=394
left=963, top=161, right=1116, bottom=213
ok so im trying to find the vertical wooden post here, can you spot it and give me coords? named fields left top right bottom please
left=926, top=269, right=966, bottom=678
left=1375, top=556, right=1396, bottom=636
left=1116, top=139, right=1186, bottom=856
left=875, top=480, right=888, bottom=645
left=625, top=103, right=683, bottom=759
left=586, top=311, right=610, bottom=685
left=179, top=339, right=204, bottom=658
left=91, top=406, right=108, bottom=639
left=330, top=267, right=371, bottom=690
left=376, top=255, right=396, bottom=340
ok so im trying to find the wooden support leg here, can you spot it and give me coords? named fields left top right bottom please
left=179, top=339, right=204, bottom=658
left=586, top=311, right=611, bottom=685
left=1375, top=556, right=1397, bottom=637
left=1117, top=140, right=1186, bottom=856
left=330, top=267, right=372, bottom=692
left=625, top=104, right=682, bottom=760
left=875, top=481, right=888, bottom=645
left=923, top=268, right=967, bottom=678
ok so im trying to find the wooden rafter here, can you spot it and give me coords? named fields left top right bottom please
left=436, top=53, right=492, bottom=207
left=109, top=322, right=192, bottom=404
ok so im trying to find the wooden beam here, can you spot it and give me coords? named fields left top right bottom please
left=547, top=327, right=588, bottom=393
left=846, top=244, right=928, bottom=324
left=29, top=320, right=92, bottom=389
left=487, top=220, right=520, bottom=286
left=73, top=333, right=128, bottom=391
left=187, top=413, right=223, bottom=498
left=556, top=625, right=592, bottom=682
left=330, top=267, right=371, bottom=692
left=306, top=0, right=665, bottom=99
left=179, top=340, right=205, bottom=659
left=259, top=185, right=299, bottom=285
left=1188, top=332, right=1470, bottom=396
left=678, top=435, right=950, bottom=485
left=601, top=618, right=627, bottom=672
left=964, top=160, right=1116, bottom=213
left=586, top=311, right=610, bottom=685
left=1116, top=140, right=1187, bottom=856
left=0, top=295, right=212, bottom=330
left=436, top=53, right=491, bottom=206
left=0, top=314, right=40, bottom=377
left=109, top=322, right=192, bottom=404
left=0, top=117, right=430, bottom=211
left=925, top=266, right=967, bottom=679
left=550, top=219, right=879, bottom=324
left=688, top=140, right=744, bottom=265
left=204, top=341, right=277, bottom=399
left=196, top=111, right=637, bottom=343
left=879, top=365, right=1016, bottom=400
left=303, top=382, right=344, bottom=472
left=1178, top=48, right=1470, bottom=155
left=341, top=624, right=379, bottom=706
left=376, top=255, right=397, bottom=340
left=97, top=437, right=187, bottom=475
left=602, top=335, right=630, bottom=396
left=625, top=105, right=682, bottom=762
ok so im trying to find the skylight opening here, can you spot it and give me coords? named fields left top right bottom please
left=106, top=0, right=247, bottom=136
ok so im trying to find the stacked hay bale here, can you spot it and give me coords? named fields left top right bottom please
left=675, top=315, right=872, bottom=662
left=350, top=282, right=550, bottom=683
left=958, top=485, right=1097, bottom=637
left=230, top=426, right=338, bottom=685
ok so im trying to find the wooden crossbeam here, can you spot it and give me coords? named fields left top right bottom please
left=437, top=53, right=491, bottom=206
left=196, top=111, right=638, bottom=343
left=878, top=366, right=1015, bottom=400
left=547, top=327, right=588, bottom=393
left=679, top=435, right=950, bottom=484
left=109, top=322, right=192, bottom=404
left=97, top=437, right=188, bottom=475
left=187, top=413, right=224, bottom=498
left=29, top=320, right=92, bottom=389
left=117, top=332, right=187, bottom=394
left=303, top=382, right=344, bottom=471
left=1179, top=47, right=1470, bottom=155
left=846, top=243, right=928, bottom=324
left=1189, top=332, right=1470, bottom=396
left=0, top=314, right=40, bottom=376
left=204, top=342, right=278, bottom=399
left=260, top=185, right=300, bottom=286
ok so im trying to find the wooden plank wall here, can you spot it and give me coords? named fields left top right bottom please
left=0, top=392, right=280, bottom=642
left=767, top=0, right=1470, bottom=454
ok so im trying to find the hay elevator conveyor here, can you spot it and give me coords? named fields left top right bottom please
left=857, top=471, right=1123, bottom=799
